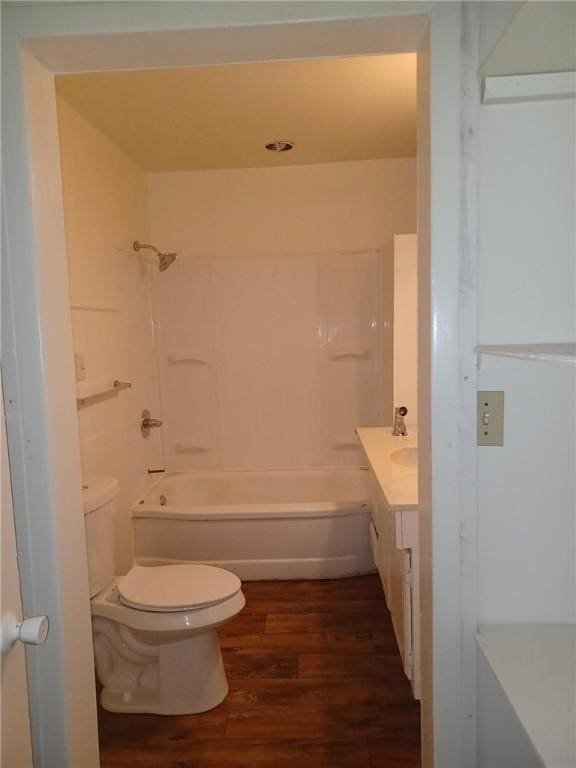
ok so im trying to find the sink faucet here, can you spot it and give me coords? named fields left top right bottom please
left=392, top=406, right=408, bottom=437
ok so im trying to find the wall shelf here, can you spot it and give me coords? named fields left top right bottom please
left=330, top=435, right=361, bottom=451
left=167, top=353, right=209, bottom=366
left=477, top=624, right=576, bottom=768
left=328, top=348, right=370, bottom=362
left=76, top=379, right=132, bottom=408
left=174, top=441, right=211, bottom=454
left=476, top=343, right=576, bottom=366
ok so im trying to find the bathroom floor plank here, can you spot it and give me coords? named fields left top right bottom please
left=264, top=610, right=380, bottom=634
left=221, top=630, right=375, bottom=654
left=98, top=575, right=420, bottom=768
left=240, top=577, right=383, bottom=615
left=224, top=698, right=420, bottom=740
left=99, top=738, right=371, bottom=768
left=369, top=738, right=423, bottom=767
left=298, top=651, right=406, bottom=679
left=226, top=675, right=413, bottom=703
left=97, top=704, right=230, bottom=747
left=223, top=649, right=299, bottom=679
left=219, top=611, right=267, bottom=637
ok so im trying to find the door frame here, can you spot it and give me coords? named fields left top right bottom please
left=1, top=4, right=478, bottom=767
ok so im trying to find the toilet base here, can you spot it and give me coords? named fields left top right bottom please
left=95, top=623, right=229, bottom=715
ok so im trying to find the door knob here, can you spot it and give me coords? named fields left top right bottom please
left=1, top=612, right=49, bottom=653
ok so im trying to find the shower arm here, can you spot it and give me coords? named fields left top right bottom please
left=133, top=241, right=160, bottom=256
left=133, top=240, right=177, bottom=272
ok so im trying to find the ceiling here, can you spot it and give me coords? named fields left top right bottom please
left=56, top=54, right=416, bottom=172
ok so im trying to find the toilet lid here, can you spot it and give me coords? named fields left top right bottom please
left=117, top=564, right=241, bottom=612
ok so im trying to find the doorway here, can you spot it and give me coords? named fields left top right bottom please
left=2, top=5, right=472, bottom=767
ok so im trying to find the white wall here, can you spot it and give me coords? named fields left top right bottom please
left=58, top=100, right=163, bottom=572
left=478, top=98, right=575, bottom=345
left=393, top=233, right=418, bottom=426
left=1, top=379, right=34, bottom=768
left=477, top=96, right=576, bottom=624
left=147, top=159, right=415, bottom=470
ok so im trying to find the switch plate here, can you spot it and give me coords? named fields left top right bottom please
left=477, top=391, right=504, bottom=446
left=74, top=352, right=87, bottom=382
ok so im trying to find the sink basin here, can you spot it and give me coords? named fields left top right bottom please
left=390, top=447, right=418, bottom=468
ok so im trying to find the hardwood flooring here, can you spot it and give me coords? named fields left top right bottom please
left=98, top=575, right=421, bottom=768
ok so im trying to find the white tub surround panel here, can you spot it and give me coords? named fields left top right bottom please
left=58, top=99, right=163, bottom=572
left=392, top=234, right=418, bottom=426
left=214, top=255, right=323, bottom=469
left=319, top=250, right=387, bottom=462
left=357, top=427, right=420, bottom=699
left=148, top=159, right=415, bottom=471
left=156, top=249, right=389, bottom=470
left=157, top=257, right=220, bottom=469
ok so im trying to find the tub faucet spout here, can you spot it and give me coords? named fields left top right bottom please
left=392, top=407, right=408, bottom=437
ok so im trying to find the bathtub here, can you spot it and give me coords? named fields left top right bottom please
left=132, top=468, right=374, bottom=580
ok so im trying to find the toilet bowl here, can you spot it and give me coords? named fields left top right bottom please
left=83, top=477, right=245, bottom=715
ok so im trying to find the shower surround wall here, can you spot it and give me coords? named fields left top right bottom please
left=147, top=159, right=416, bottom=470
left=57, top=99, right=163, bottom=572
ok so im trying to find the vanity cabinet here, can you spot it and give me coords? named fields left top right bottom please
left=358, top=427, right=420, bottom=699
left=370, top=473, right=420, bottom=699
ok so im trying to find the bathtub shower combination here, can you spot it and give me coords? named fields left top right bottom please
left=132, top=248, right=387, bottom=580
left=133, top=468, right=374, bottom=580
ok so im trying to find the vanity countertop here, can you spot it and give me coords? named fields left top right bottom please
left=356, top=427, right=418, bottom=510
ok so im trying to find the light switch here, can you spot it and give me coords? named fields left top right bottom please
left=75, top=352, right=87, bottom=382
left=477, top=391, right=504, bottom=446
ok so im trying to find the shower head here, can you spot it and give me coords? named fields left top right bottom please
left=133, top=241, right=178, bottom=272
left=158, top=252, right=177, bottom=272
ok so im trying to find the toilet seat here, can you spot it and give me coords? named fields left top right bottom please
left=117, top=564, right=241, bottom=613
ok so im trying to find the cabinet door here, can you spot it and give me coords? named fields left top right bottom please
left=387, top=508, right=405, bottom=663
left=402, top=548, right=415, bottom=683
left=374, top=485, right=390, bottom=603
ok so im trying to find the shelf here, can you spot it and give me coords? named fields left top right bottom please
left=477, top=624, right=575, bottom=768
left=167, top=353, right=209, bottom=366
left=328, top=348, right=370, bottom=362
left=174, top=441, right=211, bottom=454
left=330, top=434, right=361, bottom=451
left=476, top=343, right=576, bottom=366
left=76, top=379, right=131, bottom=408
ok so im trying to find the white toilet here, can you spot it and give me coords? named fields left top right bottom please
left=83, top=476, right=245, bottom=715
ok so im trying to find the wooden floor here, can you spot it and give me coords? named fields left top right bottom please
left=98, top=575, right=421, bottom=768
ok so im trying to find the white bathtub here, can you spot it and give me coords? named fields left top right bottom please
left=132, top=468, right=374, bottom=580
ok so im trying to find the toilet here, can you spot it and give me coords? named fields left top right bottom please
left=83, top=476, right=245, bottom=715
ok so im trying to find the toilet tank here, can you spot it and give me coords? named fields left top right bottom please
left=82, top=476, right=119, bottom=598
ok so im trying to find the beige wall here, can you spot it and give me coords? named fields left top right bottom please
left=57, top=100, right=163, bottom=573
left=147, top=159, right=416, bottom=470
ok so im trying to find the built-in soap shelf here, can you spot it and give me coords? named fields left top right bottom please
left=476, top=342, right=576, bottom=366
left=174, top=440, right=211, bottom=455
left=328, top=348, right=370, bottom=362
left=330, top=434, right=361, bottom=451
left=167, top=353, right=209, bottom=366
left=76, top=379, right=132, bottom=408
